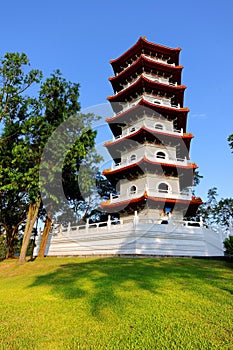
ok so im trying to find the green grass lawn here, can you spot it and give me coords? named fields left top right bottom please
left=0, top=257, right=232, bottom=350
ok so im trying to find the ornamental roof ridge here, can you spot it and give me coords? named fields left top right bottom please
left=104, top=125, right=192, bottom=147
left=107, top=75, right=186, bottom=100
left=105, top=100, right=189, bottom=123
left=109, top=54, right=184, bottom=81
left=110, top=37, right=181, bottom=66
left=101, top=195, right=201, bottom=209
left=102, top=155, right=197, bottom=176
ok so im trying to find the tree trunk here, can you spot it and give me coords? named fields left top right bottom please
left=6, top=231, right=16, bottom=259
left=18, top=199, right=41, bottom=263
left=5, top=217, right=26, bottom=259
left=37, top=212, right=52, bottom=258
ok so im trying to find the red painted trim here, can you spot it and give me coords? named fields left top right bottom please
left=104, top=125, right=193, bottom=148
left=107, top=75, right=186, bottom=101
left=110, top=37, right=181, bottom=66
left=101, top=193, right=202, bottom=209
left=103, top=155, right=197, bottom=176
left=106, top=99, right=189, bottom=123
left=109, top=54, right=183, bottom=82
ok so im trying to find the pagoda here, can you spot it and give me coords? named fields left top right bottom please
left=35, top=37, right=224, bottom=258
left=101, top=37, right=202, bottom=221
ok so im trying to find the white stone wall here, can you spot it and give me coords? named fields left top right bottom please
left=121, top=116, right=175, bottom=135
left=34, top=220, right=224, bottom=257
left=119, top=174, right=180, bottom=196
left=121, top=143, right=176, bottom=161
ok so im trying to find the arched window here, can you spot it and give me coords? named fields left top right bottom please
left=158, top=183, right=169, bottom=193
left=130, top=154, right=137, bottom=162
left=155, top=123, right=164, bottom=130
left=129, top=185, right=137, bottom=195
left=154, top=100, right=161, bottom=104
left=156, top=151, right=166, bottom=159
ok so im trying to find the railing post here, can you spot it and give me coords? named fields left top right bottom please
left=86, top=219, right=89, bottom=233
left=107, top=215, right=111, bottom=230
left=199, top=217, right=203, bottom=227
left=134, top=211, right=139, bottom=227
left=67, top=222, right=71, bottom=236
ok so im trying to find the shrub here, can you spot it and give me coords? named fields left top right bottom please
left=223, top=235, right=233, bottom=255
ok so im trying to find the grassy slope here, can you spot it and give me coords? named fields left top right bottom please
left=0, top=257, right=232, bottom=350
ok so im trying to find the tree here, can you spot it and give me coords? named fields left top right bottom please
left=19, top=71, right=99, bottom=261
left=35, top=72, right=100, bottom=258
left=0, top=54, right=100, bottom=261
left=0, top=52, right=42, bottom=122
left=0, top=191, right=27, bottom=258
left=198, top=187, right=233, bottom=230
left=213, top=198, right=233, bottom=227
left=0, top=52, right=42, bottom=258
left=197, top=187, right=218, bottom=224
left=193, top=170, right=203, bottom=188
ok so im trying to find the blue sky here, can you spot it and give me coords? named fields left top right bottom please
left=1, top=0, right=233, bottom=201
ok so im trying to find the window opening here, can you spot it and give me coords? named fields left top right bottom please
left=129, top=185, right=137, bottom=195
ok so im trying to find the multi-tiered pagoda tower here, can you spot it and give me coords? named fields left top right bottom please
left=101, top=37, right=202, bottom=221
left=36, top=37, right=224, bottom=258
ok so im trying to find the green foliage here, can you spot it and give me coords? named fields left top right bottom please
left=0, top=52, right=42, bottom=122
left=224, top=236, right=233, bottom=255
left=215, top=198, right=233, bottom=227
left=193, top=170, right=203, bottom=187
left=228, top=134, right=233, bottom=152
left=0, top=53, right=101, bottom=258
left=0, top=258, right=232, bottom=349
left=0, top=52, right=43, bottom=258
left=198, top=187, right=233, bottom=228
left=198, top=187, right=218, bottom=223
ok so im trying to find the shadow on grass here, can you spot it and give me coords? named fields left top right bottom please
left=29, top=258, right=233, bottom=317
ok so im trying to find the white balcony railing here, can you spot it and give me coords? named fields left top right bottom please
left=119, top=73, right=177, bottom=92
left=112, top=117, right=183, bottom=141
left=144, top=95, right=180, bottom=108
left=110, top=187, right=192, bottom=204
left=143, top=54, right=176, bottom=66
left=143, top=73, right=177, bottom=86
left=111, top=153, right=188, bottom=171
left=119, top=95, right=180, bottom=114
left=118, top=54, right=176, bottom=74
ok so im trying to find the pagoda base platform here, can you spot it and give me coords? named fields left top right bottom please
left=34, top=218, right=225, bottom=257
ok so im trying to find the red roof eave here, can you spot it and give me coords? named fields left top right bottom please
left=102, top=156, right=197, bottom=176
left=110, top=37, right=181, bottom=68
left=106, top=99, right=189, bottom=123
left=107, top=75, right=186, bottom=102
left=104, top=126, right=193, bottom=148
left=101, top=193, right=202, bottom=209
left=109, top=54, right=183, bottom=82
